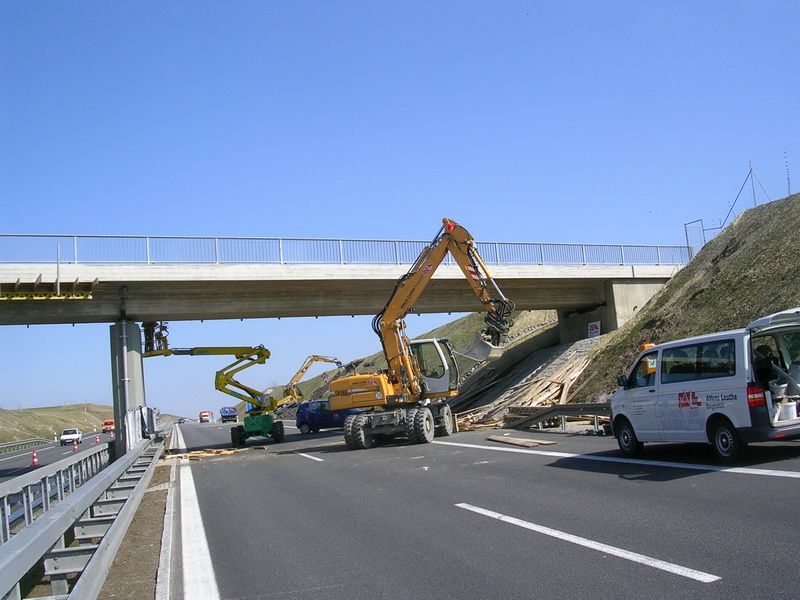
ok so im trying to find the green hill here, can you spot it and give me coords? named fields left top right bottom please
left=0, top=403, right=181, bottom=444
left=572, top=193, right=800, bottom=402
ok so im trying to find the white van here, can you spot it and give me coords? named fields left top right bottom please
left=611, top=307, right=800, bottom=462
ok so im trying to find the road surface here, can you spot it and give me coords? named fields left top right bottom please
left=164, top=421, right=800, bottom=599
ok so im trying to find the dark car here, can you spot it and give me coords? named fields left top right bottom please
left=295, top=399, right=361, bottom=434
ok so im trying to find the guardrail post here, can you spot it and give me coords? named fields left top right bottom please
left=278, top=239, right=284, bottom=264
left=338, top=239, right=344, bottom=264
left=539, top=243, right=544, bottom=265
left=394, top=241, right=399, bottom=264
left=495, top=242, right=500, bottom=264
left=581, top=244, right=587, bottom=265
left=213, top=238, right=220, bottom=264
left=656, top=246, right=662, bottom=265
left=620, top=244, right=625, bottom=265
left=73, top=236, right=78, bottom=264
left=146, top=237, right=151, bottom=264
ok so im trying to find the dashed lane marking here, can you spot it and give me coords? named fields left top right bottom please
left=296, top=452, right=324, bottom=462
left=456, top=503, right=720, bottom=583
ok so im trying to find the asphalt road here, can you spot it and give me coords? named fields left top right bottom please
left=0, top=431, right=109, bottom=483
left=171, top=421, right=800, bottom=600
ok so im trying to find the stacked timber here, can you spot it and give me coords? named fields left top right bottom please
left=456, top=354, right=590, bottom=431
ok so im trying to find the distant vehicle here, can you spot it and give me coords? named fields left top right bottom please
left=102, top=419, right=115, bottom=433
left=198, top=410, right=213, bottom=423
left=295, top=399, right=362, bottom=435
left=60, top=428, right=83, bottom=445
left=611, top=307, right=800, bottom=462
left=178, top=417, right=188, bottom=424
left=220, top=407, right=238, bottom=423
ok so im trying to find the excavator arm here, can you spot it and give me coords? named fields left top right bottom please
left=275, top=354, right=343, bottom=410
left=372, top=218, right=514, bottom=397
left=142, top=322, right=274, bottom=412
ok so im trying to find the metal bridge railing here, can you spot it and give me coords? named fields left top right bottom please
left=0, top=234, right=691, bottom=266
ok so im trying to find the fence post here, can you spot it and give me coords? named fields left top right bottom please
left=73, top=236, right=78, bottom=264
left=620, top=245, right=626, bottom=265
left=338, top=240, right=344, bottom=264
left=581, top=244, right=587, bottom=265
left=213, top=238, right=220, bottom=264
left=656, top=246, right=662, bottom=265
left=539, top=243, right=544, bottom=265
left=146, top=237, right=151, bottom=264
left=394, top=241, right=400, bottom=264
left=495, top=242, right=501, bottom=264
left=278, top=239, right=284, bottom=264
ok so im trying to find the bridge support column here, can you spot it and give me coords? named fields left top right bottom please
left=110, top=321, right=147, bottom=455
left=557, top=279, right=666, bottom=343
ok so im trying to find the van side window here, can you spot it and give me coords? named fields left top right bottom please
left=627, top=352, right=658, bottom=388
left=699, top=340, right=736, bottom=379
left=661, top=345, right=698, bottom=384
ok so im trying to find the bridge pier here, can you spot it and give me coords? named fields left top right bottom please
left=557, top=279, right=666, bottom=343
left=109, top=321, right=148, bottom=455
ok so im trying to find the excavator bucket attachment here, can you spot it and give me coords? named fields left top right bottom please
left=461, top=332, right=505, bottom=362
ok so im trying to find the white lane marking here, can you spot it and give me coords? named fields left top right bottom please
left=296, top=452, right=324, bottom=462
left=155, top=461, right=177, bottom=600
left=180, top=463, right=220, bottom=600
left=282, top=423, right=298, bottom=429
left=456, top=503, right=721, bottom=584
left=0, top=443, right=58, bottom=463
left=433, top=441, right=800, bottom=480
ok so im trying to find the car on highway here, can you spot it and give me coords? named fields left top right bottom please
left=295, top=399, right=361, bottom=434
left=178, top=417, right=188, bottom=424
left=220, top=406, right=238, bottom=423
left=59, top=428, right=83, bottom=446
left=611, top=307, right=800, bottom=462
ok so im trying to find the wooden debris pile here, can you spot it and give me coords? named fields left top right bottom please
left=456, top=354, right=590, bottom=431
left=166, top=448, right=248, bottom=460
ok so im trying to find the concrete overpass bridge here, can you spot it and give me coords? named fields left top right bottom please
left=0, top=232, right=688, bottom=454
left=0, top=233, right=688, bottom=339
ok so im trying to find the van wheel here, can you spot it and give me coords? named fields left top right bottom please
left=710, top=419, right=741, bottom=463
left=299, top=423, right=311, bottom=435
left=616, top=419, right=643, bottom=457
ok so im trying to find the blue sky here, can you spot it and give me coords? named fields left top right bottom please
left=1, top=2, right=798, bottom=417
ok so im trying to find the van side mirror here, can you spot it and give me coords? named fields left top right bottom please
left=617, top=374, right=628, bottom=387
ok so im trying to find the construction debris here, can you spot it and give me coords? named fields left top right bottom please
left=456, top=352, right=591, bottom=431
left=165, top=448, right=247, bottom=460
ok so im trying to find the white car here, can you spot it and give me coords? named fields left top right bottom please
left=60, top=428, right=83, bottom=446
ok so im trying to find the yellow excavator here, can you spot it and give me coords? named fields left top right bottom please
left=329, top=217, right=514, bottom=449
left=273, top=354, right=343, bottom=413
left=142, top=322, right=285, bottom=446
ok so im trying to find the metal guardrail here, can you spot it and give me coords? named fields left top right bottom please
left=0, top=439, right=50, bottom=455
left=0, top=234, right=691, bottom=266
left=0, top=439, right=164, bottom=600
left=510, top=402, right=612, bottom=431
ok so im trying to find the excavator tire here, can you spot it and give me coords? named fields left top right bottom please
left=343, top=414, right=359, bottom=449
left=413, top=407, right=435, bottom=444
left=352, top=415, right=375, bottom=450
left=435, top=404, right=454, bottom=437
left=271, top=421, right=285, bottom=443
left=404, top=408, right=419, bottom=442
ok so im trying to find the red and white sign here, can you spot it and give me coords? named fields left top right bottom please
left=587, top=321, right=601, bottom=338
left=677, top=391, right=701, bottom=408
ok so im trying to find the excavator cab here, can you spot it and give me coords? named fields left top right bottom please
left=409, top=338, right=459, bottom=396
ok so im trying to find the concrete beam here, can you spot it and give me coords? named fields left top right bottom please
left=0, top=263, right=679, bottom=326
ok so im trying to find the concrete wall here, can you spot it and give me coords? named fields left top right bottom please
left=557, top=279, right=666, bottom=343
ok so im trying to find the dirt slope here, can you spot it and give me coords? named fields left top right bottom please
left=572, top=193, right=800, bottom=402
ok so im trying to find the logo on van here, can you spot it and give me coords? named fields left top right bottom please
left=677, top=391, right=701, bottom=409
